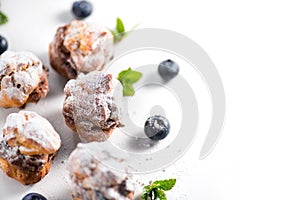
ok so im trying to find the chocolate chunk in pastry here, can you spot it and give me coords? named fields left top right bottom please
left=0, top=111, right=61, bottom=185
left=0, top=51, right=49, bottom=108
left=63, top=71, right=121, bottom=142
left=49, top=20, right=113, bottom=79
left=68, top=143, right=134, bottom=200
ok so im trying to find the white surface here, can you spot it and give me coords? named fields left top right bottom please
left=0, top=0, right=213, bottom=199
left=1, top=0, right=300, bottom=200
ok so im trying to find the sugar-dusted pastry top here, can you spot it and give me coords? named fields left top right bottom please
left=2, top=111, right=61, bottom=156
left=63, top=71, right=120, bottom=142
left=49, top=20, right=113, bottom=79
left=0, top=51, right=49, bottom=108
left=68, top=143, right=134, bottom=200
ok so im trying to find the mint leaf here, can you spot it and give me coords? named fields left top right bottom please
left=155, top=189, right=167, bottom=200
left=152, top=179, right=176, bottom=191
left=142, top=186, right=156, bottom=200
left=116, top=17, right=125, bottom=33
left=142, top=185, right=151, bottom=200
left=110, top=30, right=120, bottom=41
left=118, top=68, right=142, bottom=83
left=122, top=83, right=135, bottom=96
left=110, top=17, right=126, bottom=43
left=141, top=178, right=176, bottom=200
left=110, top=17, right=139, bottom=43
left=118, top=68, right=142, bottom=96
left=0, top=11, right=8, bottom=25
left=141, top=193, right=148, bottom=200
left=117, top=67, right=131, bottom=80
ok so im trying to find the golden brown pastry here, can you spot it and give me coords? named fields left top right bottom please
left=0, top=111, right=61, bottom=185
left=49, top=20, right=113, bottom=79
left=63, top=71, right=121, bottom=142
left=0, top=51, right=49, bottom=108
left=68, top=143, right=134, bottom=200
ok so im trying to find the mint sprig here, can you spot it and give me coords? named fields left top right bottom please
left=111, top=17, right=125, bottom=42
left=116, top=17, right=125, bottom=33
left=142, top=179, right=176, bottom=200
left=118, top=68, right=142, bottom=96
left=110, top=17, right=139, bottom=43
left=0, top=11, right=8, bottom=25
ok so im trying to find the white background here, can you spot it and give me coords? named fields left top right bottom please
left=1, top=0, right=300, bottom=199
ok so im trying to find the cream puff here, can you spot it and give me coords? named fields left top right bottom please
left=68, top=143, right=134, bottom=200
left=49, top=20, right=113, bottom=79
left=0, top=111, right=61, bottom=185
left=0, top=51, right=49, bottom=108
left=63, top=71, right=121, bottom=142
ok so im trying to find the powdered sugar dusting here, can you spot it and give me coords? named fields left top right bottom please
left=63, top=71, right=120, bottom=142
left=0, top=51, right=44, bottom=108
left=3, top=111, right=61, bottom=155
left=63, top=20, right=113, bottom=73
left=68, top=143, right=134, bottom=200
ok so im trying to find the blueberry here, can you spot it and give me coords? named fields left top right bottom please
left=22, top=193, right=47, bottom=200
left=158, top=59, right=179, bottom=81
left=0, top=35, right=8, bottom=55
left=72, top=1, right=93, bottom=19
left=144, top=115, right=170, bottom=140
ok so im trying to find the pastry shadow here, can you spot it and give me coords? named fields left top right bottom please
left=0, top=107, right=20, bottom=124
left=47, top=69, right=69, bottom=99
left=49, top=185, right=73, bottom=200
left=56, top=10, right=75, bottom=24
left=36, top=51, right=69, bottom=99
left=122, top=133, right=157, bottom=152
left=0, top=173, right=30, bottom=196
